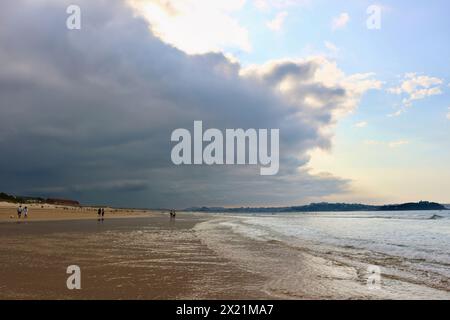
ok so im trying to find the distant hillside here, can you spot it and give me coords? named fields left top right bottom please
left=377, top=202, right=445, bottom=211
left=186, top=201, right=447, bottom=213
left=0, top=192, right=79, bottom=206
left=0, top=192, right=17, bottom=203
left=0, top=192, right=42, bottom=204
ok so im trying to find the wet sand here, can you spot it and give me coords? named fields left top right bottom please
left=0, top=213, right=269, bottom=299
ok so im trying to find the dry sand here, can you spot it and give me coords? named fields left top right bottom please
left=0, top=201, right=160, bottom=222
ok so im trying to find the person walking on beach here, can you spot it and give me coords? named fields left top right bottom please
left=17, top=205, right=22, bottom=219
left=101, top=208, right=105, bottom=217
left=97, top=208, right=101, bottom=217
left=23, top=206, right=28, bottom=219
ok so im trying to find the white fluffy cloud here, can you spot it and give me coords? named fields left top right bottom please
left=332, top=12, right=350, bottom=30
left=388, top=73, right=443, bottom=107
left=243, top=57, right=382, bottom=118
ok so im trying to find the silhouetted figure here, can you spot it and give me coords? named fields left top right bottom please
left=101, top=208, right=105, bottom=217
left=97, top=208, right=101, bottom=217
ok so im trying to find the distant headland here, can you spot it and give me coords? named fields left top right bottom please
left=186, top=201, right=448, bottom=213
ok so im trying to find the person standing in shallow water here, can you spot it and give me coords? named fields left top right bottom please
left=23, top=206, right=28, bottom=219
left=97, top=208, right=101, bottom=217
left=17, top=205, right=22, bottom=219
left=101, top=208, right=105, bottom=217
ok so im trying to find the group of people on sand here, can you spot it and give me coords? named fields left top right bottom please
left=16, top=205, right=28, bottom=219
left=169, top=209, right=176, bottom=219
left=97, top=208, right=106, bottom=218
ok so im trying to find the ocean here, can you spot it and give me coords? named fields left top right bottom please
left=194, top=210, right=450, bottom=299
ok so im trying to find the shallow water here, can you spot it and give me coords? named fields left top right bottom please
left=194, top=210, right=450, bottom=299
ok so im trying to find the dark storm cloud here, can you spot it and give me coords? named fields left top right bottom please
left=0, top=0, right=363, bottom=208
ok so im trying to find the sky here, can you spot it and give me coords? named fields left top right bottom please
left=0, top=0, right=449, bottom=208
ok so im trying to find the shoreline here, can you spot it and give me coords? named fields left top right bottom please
left=195, top=214, right=450, bottom=300
left=1, top=204, right=448, bottom=299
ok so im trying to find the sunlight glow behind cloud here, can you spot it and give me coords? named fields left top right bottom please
left=127, top=0, right=251, bottom=54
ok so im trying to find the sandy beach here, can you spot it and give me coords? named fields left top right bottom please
left=0, top=201, right=158, bottom=222
left=1, top=202, right=449, bottom=300
left=0, top=203, right=269, bottom=299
